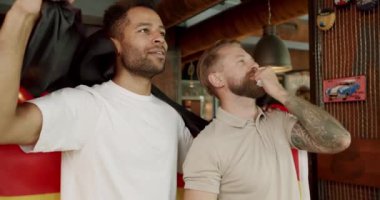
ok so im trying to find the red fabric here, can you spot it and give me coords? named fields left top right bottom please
left=0, top=146, right=61, bottom=196
left=0, top=87, right=61, bottom=196
left=291, top=148, right=300, bottom=180
left=267, top=104, right=289, bottom=112
left=177, top=173, right=185, bottom=188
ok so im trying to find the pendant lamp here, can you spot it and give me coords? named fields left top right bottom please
left=253, top=0, right=292, bottom=73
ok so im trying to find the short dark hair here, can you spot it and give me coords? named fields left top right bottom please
left=103, top=0, right=157, bottom=38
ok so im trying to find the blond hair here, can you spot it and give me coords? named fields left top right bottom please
left=197, top=39, right=241, bottom=96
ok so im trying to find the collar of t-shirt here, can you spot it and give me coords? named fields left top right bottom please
left=107, top=80, right=154, bottom=102
left=216, top=107, right=267, bottom=128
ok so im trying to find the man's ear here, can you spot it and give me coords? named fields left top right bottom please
left=110, top=38, right=122, bottom=56
left=208, top=72, right=224, bottom=88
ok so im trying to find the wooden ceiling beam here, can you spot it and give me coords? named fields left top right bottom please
left=179, top=0, right=308, bottom=58
left=157, top=0, right=223, bottom=28
left=241, top=18, right=309, bottom=43
left=181, top=19, right=309, bottom=65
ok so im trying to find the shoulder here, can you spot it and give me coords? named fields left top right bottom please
left=45, top=83, right=105, bottom=97
left=184, top=121, right=222, bottom=169
left=30, top=83, right=109, bottom=110
left=187, top=122, right=218, bottom=153
left=151, top=96, right=181, bottom=117
left=264, top=109, right=296, bottom=122
left=259, top=110, right=296, bottom=134
left=72, top=82, right=116, bottom=103
left=192, top=121, right=218, bottom=145
left=265, top=109, right=286, bottom=117
left=76, top=82, right=111, bottom=95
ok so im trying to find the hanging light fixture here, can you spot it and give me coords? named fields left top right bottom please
left=253, top=0, right=292, bottom=73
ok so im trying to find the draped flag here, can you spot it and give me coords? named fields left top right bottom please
left=267, top=104, right=310, bottom=200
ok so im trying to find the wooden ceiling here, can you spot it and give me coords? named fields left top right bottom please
left=0, top=0, right=309, bottom=67
left=156, top=0, right=308, bottom=65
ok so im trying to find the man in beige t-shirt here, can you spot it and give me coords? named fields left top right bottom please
left=183, top=40, right=351, bottom=200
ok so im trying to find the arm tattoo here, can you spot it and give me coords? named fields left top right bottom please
left=284, top=95, right=351, bottom=153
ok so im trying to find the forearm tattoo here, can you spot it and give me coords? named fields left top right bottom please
left=284, top=95, right=351, bottom=153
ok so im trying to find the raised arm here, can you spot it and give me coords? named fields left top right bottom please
left=0, top=0, right=43, bottom=145
left=282, top=95, right=351, bottom=153
left=255, top=67, right=351, bottom=153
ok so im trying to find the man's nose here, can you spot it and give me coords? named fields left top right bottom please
left=252, top=60, right=259, bottom=68
left=250, top=61, right=260, bottom=70
left=153, top=33, right=166, bottom=45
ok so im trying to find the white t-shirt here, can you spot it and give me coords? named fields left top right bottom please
left=23, top=81, right=193, bottom=200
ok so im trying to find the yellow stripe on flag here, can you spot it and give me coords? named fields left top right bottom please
left=298, top=181, right=303, bottom=200
left=176, top=188, right=184, bottom=200
left=0, top=193, right=59, bottom=200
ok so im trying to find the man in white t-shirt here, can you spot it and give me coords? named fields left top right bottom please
left=0, top=0, right=192, bottom=199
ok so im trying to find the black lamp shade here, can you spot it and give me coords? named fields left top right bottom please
left=253, top=25, right=292, bottom=73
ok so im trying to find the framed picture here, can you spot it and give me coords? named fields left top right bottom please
left=323, top=75, right=366, bottom=103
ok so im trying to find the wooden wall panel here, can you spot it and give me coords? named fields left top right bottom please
left=318, top=140, right=380, bottom=188
left=318, top=180, right=380, bottom=200
left=310, top=0, right=380, bottom=199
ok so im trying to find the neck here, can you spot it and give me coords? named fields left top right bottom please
left=112, top=69, right=152, bottom=96
left=220, top=93, right=259, bottom=120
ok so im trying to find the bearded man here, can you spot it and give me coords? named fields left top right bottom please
left=182, top=39, right=351, bottom=200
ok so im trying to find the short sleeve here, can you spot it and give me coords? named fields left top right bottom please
left=183, top=133, right=221, bottom=194
left=21, top=86, right=102, bottom=153
left=277, top=111, right=299, bottom=147
left=177, top=118, right=193, bottom=173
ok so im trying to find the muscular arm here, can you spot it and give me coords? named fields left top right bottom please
left=184, top=189, right=217, bottom=200
left=0, top=0, right=43, bottom=145
left=283, top=95, right=351, bottom=153
left=255, top=67, right=351, bottom=153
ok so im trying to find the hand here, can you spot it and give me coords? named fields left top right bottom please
left=253, top=66, right=289, bottom=103
left=10, top=0, right=75, bottom=20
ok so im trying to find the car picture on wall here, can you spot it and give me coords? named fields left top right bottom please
left=323, top=75, right=366, bottom=103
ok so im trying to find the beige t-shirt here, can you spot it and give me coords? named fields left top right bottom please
left=183, top=108, right=300, bottom=200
